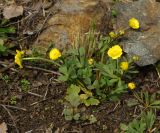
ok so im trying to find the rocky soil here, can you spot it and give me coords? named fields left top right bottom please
left=0, top=0, right=160, bottom=132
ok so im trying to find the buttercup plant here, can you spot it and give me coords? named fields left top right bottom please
left=120, top=110, right=157, bottom=133
left=109, top=30, right=125, bottom=39
left=14, top=17, right=141, bottom=121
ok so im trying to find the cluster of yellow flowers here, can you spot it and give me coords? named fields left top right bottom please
left=109, top=30, right=125, bottom=38
left=132, top=55, right=139, bottom=61
left=107, top=45, right=136, bottom=90
left=14, top=17, right=139, bottom=90
left=109, top=17, right=140, bottom=39
left=108, top=17, right=139, bottom=90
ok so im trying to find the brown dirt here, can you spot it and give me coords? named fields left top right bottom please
left=0, top=65, right=160, bottom=133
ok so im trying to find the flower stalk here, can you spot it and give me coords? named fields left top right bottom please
left=22, top=57, right=61, bottom=66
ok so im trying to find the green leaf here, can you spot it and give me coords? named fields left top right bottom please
left=141, top=111, right=156, bottom=130
left=128, top=119, right=146, bottom=133
left=73, top=113, right=80, bottom=120
left=107, top=78, right=118, bottom=86
left=63, top=108, right=73, bottom=121
left=67, top=48, right=79, bottom=55
left=58, top=66, right=69, bottom=81
left=88, top=115, right=97, bottom=124
left=79, top=47, right=85, bottom=56
left=0, top=44, right=8, bottom=56
left=144, top=92, right=149, bottom=106
left=83, top=98, right=100, bottom=106
left=65, top=94, right=80, bottom=107
left=65, top=85, right=81, bottom=107
left=66, top=84, right=80, bottom=95
left=110, top=80, right=127, bottom=95
left=83, top=78, right=91, bottom=85
left=120, top=123, right=128, bottom=131
left=65, top=115, right=73, bottom=121
left=111, top=9, right=117, bottom=17
left=109, top=95, right=121, bottom=101
left=59, top=66, right=68, bottom=75
left=126, top=98, right=139, bottom=107
left=0, top=39, right=4, bottom=45
left=92, top=80, right=100, bottom=89
left=96, top=63, right=118, bottom=79
left=0, top=44, right=7, bottom=52
left=58, top=75, right=68, bottom=82
left=0, top=27, right=16, bottom=34
left=150, top=93, right=156, bottom=103
left=150, top=100, right=160, bottom=106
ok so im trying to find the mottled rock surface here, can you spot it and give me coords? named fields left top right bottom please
left=114, top=0, right=160, bottom=66
left=33, top=0, right=109, bottom=52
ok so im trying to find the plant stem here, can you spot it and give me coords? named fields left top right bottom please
left=116, top=59, right=119, bottom=70
left=133, top=92, right=144, bottom=105
left=22, top=57, right=60, bottom=66
left=101, top=52, right=105, bottom=63
left=77, top=80, right=92, bottom=96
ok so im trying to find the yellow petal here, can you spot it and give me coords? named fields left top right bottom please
left=14, top=50, right=24, bottom=68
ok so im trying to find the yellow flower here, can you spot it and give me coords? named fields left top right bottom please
left=132, top=55, right=140, bottom=61
left=120, top=61, right=129, bottom=71
left=49, top=48, right=61, bottom=60
left=119, top=30, right=125, bottom=35
left=129, top=18, right=140, bottom=29
left=128, top=82, right=136, bottom=90
left=107, top=45, right=123, bottom=59
left=88, top=58, right=94, bottom=65
left=14, top=50, right=24, bottom=68
left=109, top=31, right=117, bottom=38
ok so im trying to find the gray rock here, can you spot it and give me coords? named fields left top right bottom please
left=114, top=0, right=160, bottom=66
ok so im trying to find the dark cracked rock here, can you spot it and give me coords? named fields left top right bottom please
left=113, top=0, right=160, bottom=66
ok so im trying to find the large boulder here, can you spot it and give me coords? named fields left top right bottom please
left=33, top=0, right=109, bottom=53
left=113, top=0, right=160, bottom=66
